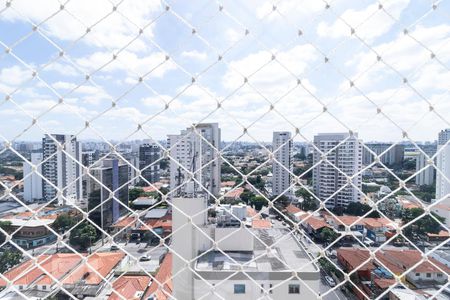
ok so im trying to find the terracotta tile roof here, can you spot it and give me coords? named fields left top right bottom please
left=300, top=215, right=330, bottom=231
left=426, top=230, right=449, bottom=238
left=362, top=218, right=394, bottom=229
left=108, top=276, right=151, bottom=300
left=224, top=187, right=244, bottom=199
left=379, top=249, right=450, bottom=274
left=247, top=207, right=258, bottom=218
left=0, top=254, right=82, bottom=287
left=252, top=219, right=272, bottom=229
left=337, top=248, right=373, bottom=271
left=62, top=252, right=125, bottom=285
left=373, top=278, right=396, bottom=289
left=143, top=253, right=172, bottom=300
left=334, top=216, right=364, bottom=226
left=112, top=215, right=137, bottom=228
left=142, top=183, right=163, bottom=193
left=286, top=204, right=301, bottom=215
left=338, top=248, right=450, bottom=275
left=221, top=181, right=236, bottom=187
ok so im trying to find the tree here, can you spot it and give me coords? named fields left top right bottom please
left=129, top=188, right=144, bottom=202
left=0, top=250, right=22, bottom=273
left=159, top=158, right=169, bottom=170
left=69, top=222, right=97, bottom=251
left=402, top=208, right=445, bottom=236
left=250, top=196, right=267, bottom=211
left=0, top=220, right=12, bottom=244
left=345, top=202, right=371, bottom=216
left=52, top=214, right=78, bottom=233
left=296, top=188, right=319, bottom=211
left=319, top=227, right=339, bottom=244
left=240, top=190, right=254, bottom=204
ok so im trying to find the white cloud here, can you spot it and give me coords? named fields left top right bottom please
left=4, top=0, right=161, bottom=51
left=75, top=50, right=176, bottom=77
left=317, top=0, right=410, bottom=41
left=181, top=50, right=208, bottom=61
left=0, top=65, right=31, bottom=93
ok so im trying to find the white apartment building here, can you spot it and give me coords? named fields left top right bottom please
left=272, top=132, right=292, bottom=197
left=42, top=134, right=82, bottom=207
left=436, top=129, right=450, bottom=201
left=415, top=146, right=436, bottom=186
left=168, top=123, right=221, bottom=198
left=313, top=133, right=363, bottom=208
left=23, top=151, right=43, bottom=203
left=172, top=198, right=319, bottom=300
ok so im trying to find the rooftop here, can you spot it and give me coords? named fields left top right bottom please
left=196, top=228, right=317, bottom=273
left=144, top=208, right=169, bottom=219
left=108, top=276, right=151, bottom=300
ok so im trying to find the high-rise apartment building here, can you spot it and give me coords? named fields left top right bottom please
left=172, top=198, right=319, bottom=299
left=436, top=129, right=450, bottom=201
left=362, top=143, right=405, bottom=166
left=415, top=145, right=436, bottom=186
left=88, top=157, right=129, bottom=228
left=23, top=151, right=43, bottom=203
left=313, top=133, right=363, bottom=208
left=168, top=123, right=221, bottom=198
left=139, top=143, right=161, bottom=183
left=272, top=132, right=293, bottom=197
left=41, top=134, right=82, bottom=206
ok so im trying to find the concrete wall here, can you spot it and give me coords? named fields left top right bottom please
left=194, top=278, right=318, bottom=300
left=215, top=227, right=254, bottom=251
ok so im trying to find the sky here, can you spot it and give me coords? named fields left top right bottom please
left=0, top=0, right=449, bottom=144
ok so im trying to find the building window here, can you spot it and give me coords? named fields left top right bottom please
left=260, top=284, right=264, bottom=293
left=415, top=273, right=420, bottom=277
left=288, top=284, right=300, bottom=294
left=437, top=273, right=443, bottom=277
left=426, top=273, right=431, bottom=278
left=234, top=284, right=245, bottom=294
left=42, top=285, right=46, bottom=290
left=269, top=283, right=273, bottom=294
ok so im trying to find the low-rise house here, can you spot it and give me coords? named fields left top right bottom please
left=337, top=247, right=450, bottom=297
left=325, top=215, right=365, bottom=233
left=0, top=252, right=126, bottom=299
left=142, top=253, right=172, bottom=300
left=0, top=218, right=56, bottom=249
left=426, top=230, right=449, bottom=242
left=107, top=275, right=151, bottom=300
left=362, top=218, right=396, bottom=243
left=298, top=214, right=331, bottom=238
left=223, top=187, right=244, bottom=202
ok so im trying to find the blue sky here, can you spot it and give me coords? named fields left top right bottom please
left=0, top=0, right=449, bottom=144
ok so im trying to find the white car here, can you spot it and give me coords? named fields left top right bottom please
left=139, top=255, right=151, bottom=261
left=325, top=275, right=336, bottom=287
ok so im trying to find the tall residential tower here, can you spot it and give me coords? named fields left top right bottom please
left=272, top=131, right=293, bottom=197
left=313, top=133, right=363, bottom=208
left=41, top=134, right=82, bottom=206
left=168, top=123, right=221, bottom=198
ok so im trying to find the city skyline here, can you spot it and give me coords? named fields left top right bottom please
left=1, top=1, right=449, bottom=299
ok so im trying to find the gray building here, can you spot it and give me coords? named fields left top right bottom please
left=139, top=143, right=161, bottom=183
left=415, top=145, right=437, bottom=186
left=168, top=123, right=221, bottom=198
left=41, top=134, right=82, bottom=206
left=362, top=143, right=405, bottom=166
left=313, top=133, right=363, bottom=208
left=88, top=157, right=129, bottom=228
left=272, top=132, right=293, bottom=197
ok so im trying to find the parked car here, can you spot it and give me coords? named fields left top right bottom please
left=325, top=275, right=336, bottom=287
left=110, top=244, right=119, bottom=251
left=139, top=255, right=151, bottom=261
